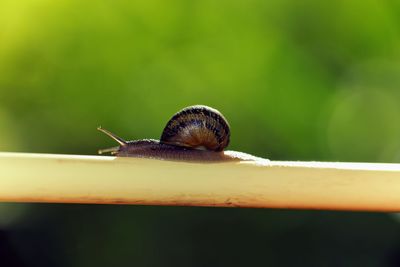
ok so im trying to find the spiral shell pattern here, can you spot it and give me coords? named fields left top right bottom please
left=160, top=105, right=230, bottom=151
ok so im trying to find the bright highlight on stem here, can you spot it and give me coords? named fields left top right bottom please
left=1, top=152, right=400, bottom=212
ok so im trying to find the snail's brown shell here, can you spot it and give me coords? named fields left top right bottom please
left=160, top=105, right=230, bottom=151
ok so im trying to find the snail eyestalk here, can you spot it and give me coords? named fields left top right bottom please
left=97, top=127, right=128, bottom=156
left=97, top=127, right=127, bottom=146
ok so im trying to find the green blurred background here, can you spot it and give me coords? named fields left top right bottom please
left=1, top=0, right=400, bottom=266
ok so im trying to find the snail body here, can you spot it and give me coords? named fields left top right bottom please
left=98, top=105, right=263, bottom=162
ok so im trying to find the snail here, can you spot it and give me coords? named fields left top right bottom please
left=98, top=105, right=265, bottom=162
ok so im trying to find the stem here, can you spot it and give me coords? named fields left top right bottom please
left=1, top=152, right=400, bottom=212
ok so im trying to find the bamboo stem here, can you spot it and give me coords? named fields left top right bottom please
left=1, top=152, right=400, bottom=211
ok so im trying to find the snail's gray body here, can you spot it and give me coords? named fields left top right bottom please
left=98, top=105, right=260, bottom=162
left=116, top=139, right=238, bottom=161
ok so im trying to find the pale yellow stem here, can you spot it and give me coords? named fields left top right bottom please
left=1, top=152, right=400, bottom=212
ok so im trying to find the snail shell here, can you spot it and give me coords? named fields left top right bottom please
left=98, top=105, right=262, bottom=162
left=160, top=105, right=230, bottom=151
